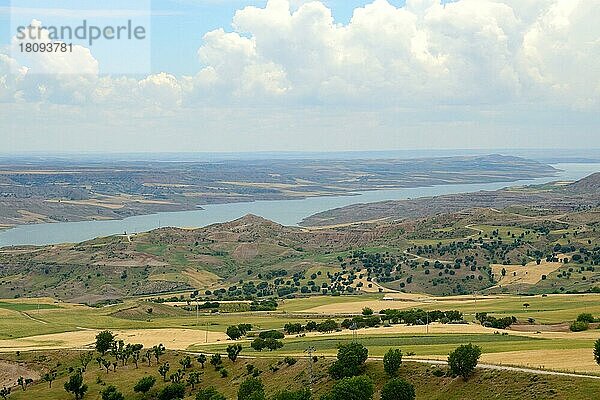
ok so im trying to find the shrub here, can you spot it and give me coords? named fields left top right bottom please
left=271, top=389, right=311, bottom=400
left=322, top=376, right=374, bottom=400
left=570, top=321, right=589, bottom=332
left=158, top=383, right=186, bottom=400
left=133, top=376, right=156, bottom=395
left=380, top=378, right=415, bottom=400
left=284, top=356, right=297, bottom=366
left=448, top=343, right=481, bottom=380
left=238, top=377, right=265, bottom=400
left=101, top=386, right=124, bottom=400
left=197, top=387, right=225, bottom=400
left=594, top=339, right=600, bottom=366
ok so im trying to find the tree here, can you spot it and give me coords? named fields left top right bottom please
left=169, top=369, right=185, bottom=384
left=523, top=303, right=530, bottom=309
left=79, top=352, right=94, bottom=372
left=95, top=331, right=115, bottom=355
left=594, top=339, right=600, bottom=365
left=197, top=354, right=207, bottom=368
left=159, top=362, right=171, bottom=382
left=329, top=342, right=368, bottom=379
left=577, top=313, right=595, bottom=323
left=210, top=353, right=223, bottom=370
left=100, top=358, right=111, bottom=374
left=227, top=326, right=243, bottom=340
left=383, top=349, right=403, bottom=376
left=271, top=389, right=312, bottom=400
left=264, top=338, right=283, bottom=351
left=43, top=370, right=57, bottom=388
left=101, top=385, right=124, bottom=400
left=153, top=344, right=166, bottom=364
left=179, top=356, right=192, bottom=369
left=323, top=376, right=374, bottom=400
left=187, top=371, right=201, bottom=389
left=0, top=387, right=10, bottom=400
left=448, top=343, right=481, bottom=380
left=129, top=343, right=144, bottom=368
left=16, top=377, right=25, bottom=391
left=251, top=338, right=266, bottom=351
left=197, top=387, right=226, bottom=400
left=227, top=344, right=243, bottom=362
left=362, top=307, right=373, bottom=316
left=380, top=378, right=415, bottom=400
left=158, top=383, right=186, bottom=400
left=134, top=376, right=156, bottom=396
left=64, top=373, right=88, bottom=400
left=238, top=377, right=265, bottom=400
left=238, top=324, right=253, bottom=335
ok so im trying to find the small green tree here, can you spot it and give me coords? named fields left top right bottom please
left=362, top=307, right=373, bottom=316
left=158, top=362, right=171, bottom=382
left=448, top=343, right=481, bottom=380
left=43, top=370, right=57, bottom=388
left=95, top=331, right=115, bottom=355
left=79, top=352, right=94, bottom=372
left=227, top=344, right=243, bottom=362
left=134, top=376, right=156, bottom=397
left=153, top=344, right=166, bottom=364
left=210, top=353, right=223, bottom=370
left=323, top=376, right=374, bottom=400
left=329, top=342, right=368, bottom=379
left=577, top=313, right=595, bottom=323
left=594, top=339, right=600, bottom=365
left=383, top=349, right=403, bottom=376
left=101, top=385, right=124, bottom=400
left=238, top=377, right=265, bottom=400
left=179, top=355, right=192, bottom=369
left=197, top=353, right=207, bottom=368
left=264, top=338, right=284, bottom=351
left=227, top=326, right=243, bottom=340
left=380, top=378, right=415, bottom=400
left=64, top=373, right=88, bottom=400
left=187, top=371, right=201, bottom=389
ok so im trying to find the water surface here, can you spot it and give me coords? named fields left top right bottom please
left=0, top=163, right=597, bottom=247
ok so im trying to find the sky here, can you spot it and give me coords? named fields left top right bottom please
left=0, top=0, right=599, bottom=153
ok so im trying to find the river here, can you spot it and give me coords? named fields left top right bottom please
left=0, top=163, right=598, bottom=247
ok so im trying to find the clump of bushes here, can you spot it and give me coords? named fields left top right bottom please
left=570, top=321, right=589, bottom=332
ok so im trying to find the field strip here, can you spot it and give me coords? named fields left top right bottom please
left=404, top=359, right=600, bottom=380
left=0, top=328, right=227, bottom=353
left=20, top=311, right=49, bottom=324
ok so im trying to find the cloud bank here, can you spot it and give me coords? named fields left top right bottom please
left=1, top=0, right=599, bottom=152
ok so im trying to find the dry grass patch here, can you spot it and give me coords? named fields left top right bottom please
left=0, top=328, right=227, bottom=353
left=480, top=348, right=600, bottom=374
left=491, top=256, right=565, bottom=286
left=0, top=360, right=40, bottom=388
